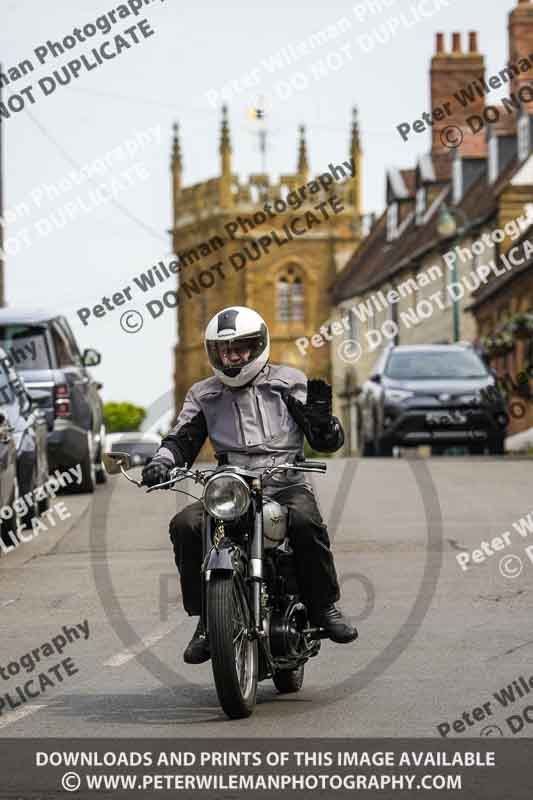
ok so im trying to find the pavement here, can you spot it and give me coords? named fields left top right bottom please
left=506, top=425, right=533, bottom=452
left=0, top=456, right=532, bottom=739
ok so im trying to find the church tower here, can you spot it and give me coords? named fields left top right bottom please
left=171, top=107, right=363, bottom=425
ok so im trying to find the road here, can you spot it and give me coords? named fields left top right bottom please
left=0, top=456, right=532, bottom=739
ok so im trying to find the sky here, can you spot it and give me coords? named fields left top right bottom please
left=0, top=0, right=520, bottom=422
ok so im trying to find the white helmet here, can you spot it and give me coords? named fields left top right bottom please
left=205, top=306, right=270, bottom=388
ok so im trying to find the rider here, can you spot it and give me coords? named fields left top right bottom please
left=142, top=306, right=357, bottom=664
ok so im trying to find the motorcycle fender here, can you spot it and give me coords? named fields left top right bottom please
left=207, top=547, right=235, bottom=572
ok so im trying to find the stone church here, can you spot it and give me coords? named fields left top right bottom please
left=171, top=107, right=363, bottom=434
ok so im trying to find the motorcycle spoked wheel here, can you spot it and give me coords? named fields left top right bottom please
left=207, top=572, right=258, bottom=719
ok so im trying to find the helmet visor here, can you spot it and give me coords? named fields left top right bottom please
left=206, top=330, right=267, bottom=377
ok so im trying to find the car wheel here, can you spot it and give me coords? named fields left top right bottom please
left=487, top=436, right=505, bottom=456
left=95, top=424, right=108, bottom=484
left=375, top=436, right=393, bottom=457
left=1, top=476, right=22, bottom=551
left=372, top=418, right=393, bottom=457
left=20, top=465, right=39, bottom=530
left=38, top=450, right=50, bottom=514
left=78, top=432, right=96, bottom=493
left=469, top=443, right=485, bottom=455
left=95, top=459, right=107, bottom=484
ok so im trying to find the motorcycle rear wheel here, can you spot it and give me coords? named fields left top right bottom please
left=208, top=573, right=258, bottom=719
left=273, top=664, right=305, bottom=694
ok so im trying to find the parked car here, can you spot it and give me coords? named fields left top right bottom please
left=357, top=344, right=509, bottom=456
left=0, top=346, right=50, bottom=547
left=107, top=432, right=160, bottom=466
left=0, top=310, right=105, bottom=492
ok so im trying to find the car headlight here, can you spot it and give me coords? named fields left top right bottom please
left=204, top=473, right=251, bottom=521
left=385, top=389, right=414, bottom=402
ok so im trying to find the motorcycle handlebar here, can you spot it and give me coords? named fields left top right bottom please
left=300, top=460, right=327, bottom=472
left=263, top=460, right=328, bottom=477
left=144, top=460, right=327, bottom=490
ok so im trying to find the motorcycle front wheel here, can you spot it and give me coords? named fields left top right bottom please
left=207, top=572, right=258, bottom=719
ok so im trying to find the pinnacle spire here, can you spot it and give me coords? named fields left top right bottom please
left=349, top=107, right=362, bottom=218
left=171, top=121, right=182, bottom=172
left=351, top=107, right=360, bottom=152
left=297, top=124, right=309, bottom=178
left=220, top=104, right=232, bottom=170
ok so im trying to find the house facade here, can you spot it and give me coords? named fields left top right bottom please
left=331, top=0, right=533, bottom=454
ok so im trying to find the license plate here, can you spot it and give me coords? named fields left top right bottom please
left=426, top=411, right=467, bottom=425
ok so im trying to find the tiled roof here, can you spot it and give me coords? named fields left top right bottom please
left=399, top=169, right=416, bottom=196
left=333, top=152, right=521, bottom=304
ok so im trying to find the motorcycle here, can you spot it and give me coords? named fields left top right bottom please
left=103, top=452, right=330, bottom=719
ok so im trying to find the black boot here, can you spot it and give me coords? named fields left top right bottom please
left=316, top=605, right=358, bottom=644
left=183, top=619, right=210, bottom=664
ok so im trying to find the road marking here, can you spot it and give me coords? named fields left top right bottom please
left=0, top=704, right=47, bottom=729
left=104, top=620, right=181, bottom=667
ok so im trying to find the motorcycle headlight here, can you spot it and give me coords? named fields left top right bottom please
left=204, top=473, right=251, bottom=521
left=385, top=389, right=414, bottom=402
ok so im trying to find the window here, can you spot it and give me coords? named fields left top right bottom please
left=277, top=276, right=290, bottom=321
left=488, top=134, right=498, bottom=184
left=0, top=361, right=15, bottom=407
left=387, top=202, right=398, bottom=241
left=292, top=276, right=304, bottom=321
left=415, top=187, right=426, bottom=224
left=385, top=349, right=487, bottom=380
left=452, top=157, right=462, bottom=205
left=518, top=113, right=530, bottom=162
left=51, top=324, right=75, bottom=368
left=276, top=266, right=304, bottom=321
left=347, top=308, right=357, bottom=341
left=58, top=318, right=82, bottom=366
left=0, top=325, right=51, bottom=370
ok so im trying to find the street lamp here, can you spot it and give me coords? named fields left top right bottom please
left=437, top=205, right=469, bottom=343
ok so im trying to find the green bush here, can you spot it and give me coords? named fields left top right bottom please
left=104, top=402, right=146, bottom=433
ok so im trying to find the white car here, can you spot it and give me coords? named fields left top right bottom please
left=106, top=432, right=160, bottom=466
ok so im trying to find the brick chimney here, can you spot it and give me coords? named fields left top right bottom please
left=509, top=0, right=533, bottom=112
left=430, top=31, right=486, bottom=157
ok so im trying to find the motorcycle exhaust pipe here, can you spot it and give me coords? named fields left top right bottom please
left=303, top=626, right=328, bottom=640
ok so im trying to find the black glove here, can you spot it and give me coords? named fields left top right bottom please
left=142, top=457, right=173, bottom=488
left=305, top=379, right=333, bottom=428
left=287, top=379, right=334, bottom=431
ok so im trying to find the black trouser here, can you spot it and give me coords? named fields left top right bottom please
left=168, top=484, right=340, bottom=622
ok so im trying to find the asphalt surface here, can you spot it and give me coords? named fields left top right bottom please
left=1, top=456, right=532, bottom=738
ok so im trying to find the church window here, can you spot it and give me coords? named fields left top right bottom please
left=276, top=266, right=305, bottom=321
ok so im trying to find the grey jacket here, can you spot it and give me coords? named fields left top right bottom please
left=156, top=363, right=344, bottom=488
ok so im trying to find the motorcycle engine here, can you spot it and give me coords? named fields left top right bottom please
left=269, top=602, right=309, bottom=659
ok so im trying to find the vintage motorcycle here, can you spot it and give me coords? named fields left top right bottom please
left=103, top=452, right=329, bottom=719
